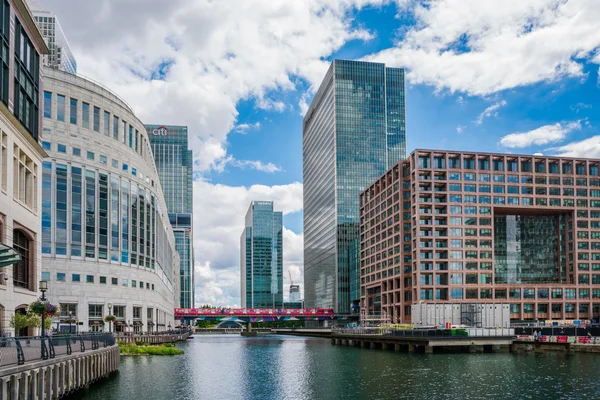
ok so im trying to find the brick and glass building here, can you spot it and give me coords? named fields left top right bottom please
left=241, top=201, right=283, bottom=308
left=360, top=149, right=600, bottom=324
left=146, top=124, right=194, bottom=309
left=303, top=59, right=406, bottom=313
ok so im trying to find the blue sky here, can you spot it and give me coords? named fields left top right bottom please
left=44, top=0, right=600, bottom=306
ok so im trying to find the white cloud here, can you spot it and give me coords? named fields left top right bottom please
left=193, top=179, right=303, bottom=306
left=366, top=0, right=600, bottom=96
left=41, top=0, right=381, bottom=172
left=552, top=135, right=600, bottom=158
left=233, top=122, right=260, bottom=134
left=212, top=156, right=282, bottom=173
left=499, top=121, right=582, bottom=148
left=474, top=100, right=507, bottom=125
left=456, top=124, right=466, bottom=134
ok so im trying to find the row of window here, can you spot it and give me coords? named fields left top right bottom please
left=62, top=303, right=155, bottom=321
left=418, top=287, right=600, bottom=302
left=417, top=155, right=599, bottom=175
left=41, top=141, right=155, bottom=186
left=421, top=184, right=600, bottom=197
left=43, top=91, right=144, bottom=156
left=41, top=271, right=155, bottom=290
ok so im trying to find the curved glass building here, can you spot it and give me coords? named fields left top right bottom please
left=40, top=68, right=179, bottom=333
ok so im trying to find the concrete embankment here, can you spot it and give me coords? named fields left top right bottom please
left=0, top=345, right=119, bottom=399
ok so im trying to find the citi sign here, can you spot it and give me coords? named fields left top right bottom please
left=152, top=126, right=169, bottom=136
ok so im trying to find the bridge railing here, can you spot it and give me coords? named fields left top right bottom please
left=0, top=333, right=115, bottom=368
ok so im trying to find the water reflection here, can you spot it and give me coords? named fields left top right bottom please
left=71, top=335, right=600, bottom=400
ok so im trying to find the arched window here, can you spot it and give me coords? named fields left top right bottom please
left=13, top=230, right=30, bottom=289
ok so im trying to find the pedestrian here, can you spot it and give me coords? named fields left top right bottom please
left=533, top=329, right=537, bottom=341
left=588, top=332, right=593, bottom=344
left=538, top=331, right=542, bottom=342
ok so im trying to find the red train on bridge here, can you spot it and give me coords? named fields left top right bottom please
left=174, top=308, right=334, bottom=317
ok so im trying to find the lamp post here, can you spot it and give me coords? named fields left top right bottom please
left=128, top=320, right=131, bottom=335
left=68, top=311, right=73, bottom=334
left=108, top=303, right=113, bottom=333
left=39, top=280, right=48, bottom=337
left=168, top=323, right=171, bottom=332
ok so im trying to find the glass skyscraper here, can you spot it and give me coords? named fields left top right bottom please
left=146, top=125, right=194, bottom=308
left=240, top=201, right=283, bottom=308
left=303, top=60, right=406, bottom=312
left=31, top=8, right=77, bottom=74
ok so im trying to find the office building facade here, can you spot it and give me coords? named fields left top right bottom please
left=40, top=68, right=179, bottom=332
left=361, top=149, right=600, bottom=323
left=31, top=8, right=76, bottom=74
left=0, top=0, right=49, bottom=336
left=146, top=125, right=194, bottom=308
left=303, top=59, right=406, bottom=312
left=241, top=201, right=283, bottom=308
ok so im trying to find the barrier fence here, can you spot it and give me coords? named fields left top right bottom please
left=0, top=333, right=115, bottom=368
left=333, top=327, right=515, bottom=338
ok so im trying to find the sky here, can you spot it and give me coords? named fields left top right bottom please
left=36, top=0, right=600, bottom=307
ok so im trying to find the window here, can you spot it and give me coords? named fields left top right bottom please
left=113, top=305, right=125, bottom=319
left=56, top=95, right=65, bottom=121
left=132, top=280, right=137, bottom=288
left=93, top=106, right=100, bottom=132
left=112, top=277, right=118, bottom=285
left=87, top=151, right=95, bottom=160
left=112, top=159, right=118, bottom=168
left=13, top=230, right=32, bottom=289
left=14, top=18, right=41, bottom=139
left=41, top=141, right=51, bottom=150
left=100, top=155, right=107, bottom=164
left=133, top=307, right=142, bottom=319
left=100, top=276, right=107, bottom=284
left=122, top=279, right=128, bottom=286
left=89, top=304, right=103, bottom=318
left=57, top=272, right=66, bottom=281
left=41, top=271, right=50, bottom=281
left=72, top=274, right=81, bottom=282
left=57, top=144, right=66, bottom=153
left=113, top=116, right=119, bottom=140
left=43, top=91, right=51, bottom=118
left=122, top=163, right=128, bottom=171
left=86, top=275, right=94, bottom=283
left=70, top=98, right=77, bottom=124
left=103, top=111, right=110, bottom=136
left=82, top=102, right=90, bottom=128
left=72, top=147, right=80, bottom=157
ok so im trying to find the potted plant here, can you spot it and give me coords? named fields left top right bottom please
left=27, top=300, right=58, bottom=317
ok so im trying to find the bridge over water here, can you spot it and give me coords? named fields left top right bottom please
left=174, top=308, right=359, bottom=330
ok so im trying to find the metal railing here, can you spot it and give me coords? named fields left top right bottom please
left=333, top=327, right=515, bottom=339
left=0, top=333, right=115, bottom=368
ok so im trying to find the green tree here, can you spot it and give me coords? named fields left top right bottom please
left=196, top=320, right=217, bottom=328
left=9, top=313, right=31, bottom=333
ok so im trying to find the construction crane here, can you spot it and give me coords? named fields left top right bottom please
left=288, top=271, right=294, bottom=286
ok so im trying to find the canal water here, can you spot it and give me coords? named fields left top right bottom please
left=71, top=335, right=600, bottom=399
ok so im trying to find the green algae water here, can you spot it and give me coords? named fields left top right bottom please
left=71, top=335, right=600, bottom=400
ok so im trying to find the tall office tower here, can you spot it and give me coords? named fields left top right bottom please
left=241, top=201, right=283, bottom=308
left=0, top=0, right=49, bottom=336
left=146, top=125, right=194, bottom=309
left=41, top=69, right=180, bottom=333
left=30, top=6, right=77, bottom=74
left=303, top=59, right=406, bottom=313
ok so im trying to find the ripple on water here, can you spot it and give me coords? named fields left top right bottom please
left=68, top=335, right=600, bottom=400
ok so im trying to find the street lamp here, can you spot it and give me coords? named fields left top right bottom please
left=69, top=311, right=73, bottom=334
left=107, top=303, right=113, bottom=333
left=39, top=280, right=48, bottom=337
left=168, top=323, right=171, bottom=332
